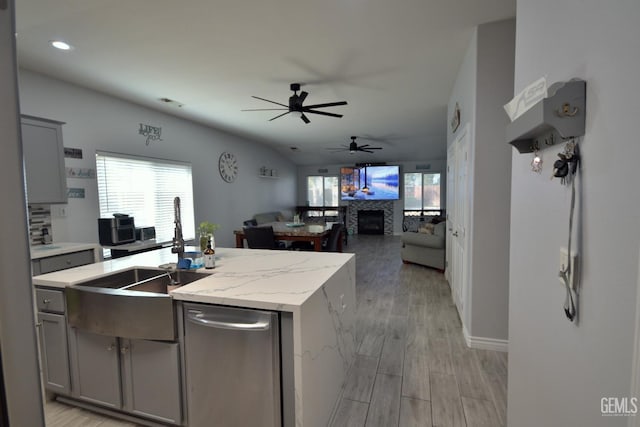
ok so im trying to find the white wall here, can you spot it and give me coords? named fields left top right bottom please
left=508, top=1, right=640, bottom=426
left=447, top=20, right=514, bottom=343
left=18, top=70, right=297, bottom=248
left=296, top=159, right=446, bottom=235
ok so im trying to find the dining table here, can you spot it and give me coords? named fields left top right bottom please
left=234, top=221, right=342, bottom=252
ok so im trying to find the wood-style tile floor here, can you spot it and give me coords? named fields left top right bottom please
left=331, top=234, right=507, bottom=427
left=44, top=234, right=507, bottom=427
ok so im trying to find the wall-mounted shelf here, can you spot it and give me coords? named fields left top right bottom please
left=506, top=79, right=586, bottom=153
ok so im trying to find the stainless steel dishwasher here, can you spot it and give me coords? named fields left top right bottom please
left=183, top=303, right=281, bottom=427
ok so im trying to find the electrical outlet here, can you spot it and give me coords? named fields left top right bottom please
left=52, top=205, right=67, bottom=218
left=558, top=247, right=578, bottom=289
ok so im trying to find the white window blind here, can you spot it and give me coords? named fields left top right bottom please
left=96, top=152, right=195, bottom=244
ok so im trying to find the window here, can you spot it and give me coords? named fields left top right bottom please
left=404, top=172, right=441, bottom=215
left=96, top=152, right=195, bottom=245
left=307, top=176, right=339, bottom=207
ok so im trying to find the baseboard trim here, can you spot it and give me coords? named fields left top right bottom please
left=462, top=324, right=509, bottom=352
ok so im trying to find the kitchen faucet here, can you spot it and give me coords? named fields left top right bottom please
left=171, top=196, right=185, bottom=260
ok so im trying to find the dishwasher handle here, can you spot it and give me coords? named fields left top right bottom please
left=186, top=309, right=271, bottom=331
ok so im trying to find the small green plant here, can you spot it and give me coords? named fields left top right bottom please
left=198, top=221, right=220, bottom=250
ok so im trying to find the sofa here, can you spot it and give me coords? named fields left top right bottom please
left=252, top=211, right=291, bottom=225
left=401, top=220, right=446, bottom=270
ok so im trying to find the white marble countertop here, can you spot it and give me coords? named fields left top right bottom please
left=31, top=247, right=355, bottom=312
left=30, top=242, right=101, bottom=260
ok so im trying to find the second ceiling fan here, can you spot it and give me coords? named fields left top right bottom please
left=328, top=136, right=383, bottom=154
left=242, top=83, right=347, bottom=124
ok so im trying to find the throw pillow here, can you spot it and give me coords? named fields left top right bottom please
left=418, top=223, right=435, bottom=234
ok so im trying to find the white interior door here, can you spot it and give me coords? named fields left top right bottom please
left=452, top=125, right=469, bottom=319
left=445, top=144, right=456, bottom=284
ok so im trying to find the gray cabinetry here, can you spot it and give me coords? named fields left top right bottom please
left=68, top=329, right=183, bottom=424
left=21, top=115, right=67, bottom=204
left=37, top=312, right=70, bottom=393
left=71, top=329, right=121, bottom=409
left=35, top=287, right=71, bottom=395
left=32, top=249, right=95, bottom=275
left=122, top=339, right=182, bottom=424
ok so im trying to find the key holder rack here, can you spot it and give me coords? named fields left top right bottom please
left=506, top=79, right=586, bottom=153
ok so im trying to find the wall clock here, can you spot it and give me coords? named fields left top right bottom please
left=218, top=152, right=238, bottom=183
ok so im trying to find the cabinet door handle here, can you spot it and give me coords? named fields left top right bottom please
left=42, top=298, right=51, bottom=304
left=35, top=322, right=42, bottom=327
left=120, top=346, right=129, bottom=354
left=107, top=343, right=116, bottom=351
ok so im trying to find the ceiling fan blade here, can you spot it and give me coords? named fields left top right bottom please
left=326, top=148, right=348, bottom=151
left=360, top=149, right=375, bottom=153
left=241, top=108, right=289, bottom=111
left=359, top=144, right=371, bottom=148
left=299, top=91, right=308, bottom=103
left=303, top=101, right=348, bottom=109
left=300, top=113, right=310, bottom=124
left=251, top=96, right=289, bottom=108
left=269, top=111, right=291, bottom=121
left=363, top=147, right=383, bottom=150
left=304, top=109, right=343, bottom=118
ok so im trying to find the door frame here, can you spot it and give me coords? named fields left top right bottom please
left=0, top=1, right=46, bottom=425
left=629, top=245, right=640, bottom=427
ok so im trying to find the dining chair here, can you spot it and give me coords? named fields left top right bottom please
left=323, top=224, right=343, bottom=252
left=243, top=219, right=258, bottom=227
left=244, top=226, right=280, bottom=249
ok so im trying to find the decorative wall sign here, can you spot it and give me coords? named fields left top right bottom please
left=450, top=102, right=461, bottom=133
left=66, top=167, right=96, bottom=178
left=139, top=123, right=163, bottom=145
left=64, top=147, right=83, bottom=159
left=67, top=188, right=85, bottom=198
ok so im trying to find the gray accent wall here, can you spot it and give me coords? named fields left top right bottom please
left=508, top=1, right=640, bottom=426
left=18, top=70, right=297, bottom=248
left=447, top=19, right=515, bottom=343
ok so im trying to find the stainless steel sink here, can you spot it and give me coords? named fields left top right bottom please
left=66, top=268, right=209, bottom=341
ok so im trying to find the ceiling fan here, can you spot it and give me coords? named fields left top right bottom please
left=327, top=136, right=383, bottom=154
left=242, top=83, right=347, bottom=124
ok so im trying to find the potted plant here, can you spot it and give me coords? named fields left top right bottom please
left=198, top=221, right=220, bottom=251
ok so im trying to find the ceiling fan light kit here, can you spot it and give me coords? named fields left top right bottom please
left=243, top=83, right=347, bottom=124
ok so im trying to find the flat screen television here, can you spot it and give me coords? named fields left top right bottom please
left=340, top=165, right=400, bottom=201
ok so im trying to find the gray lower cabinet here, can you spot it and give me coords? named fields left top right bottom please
left=35, top=287, right=71, bottom=395
left=121, top=339, right=182, bottom=424
left=69, top=328, right=182, bottom=424
left=21, top=115, right=67, bottom=204
left=71, top=329, right=121, bottom=409
left=37, top=311, right=70, bottom=394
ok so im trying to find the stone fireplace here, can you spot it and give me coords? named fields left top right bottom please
left=348, top=200, right=394, bottom=235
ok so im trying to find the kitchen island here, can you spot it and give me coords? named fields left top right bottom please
left=32, top=247, right=356, bottom=427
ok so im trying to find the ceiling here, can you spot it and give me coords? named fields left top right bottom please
left=15, top=0, right=515, bottom=166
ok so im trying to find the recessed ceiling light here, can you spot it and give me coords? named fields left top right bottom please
left=49, top=40, right=73, bottom=51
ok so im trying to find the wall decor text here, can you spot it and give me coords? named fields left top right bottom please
left=64, top=147, right=83, bottom=159
left=66, top=167, right=96, bottom=179
left=67, top=188, right=85, bottom=199
left=139, top=123, right=163, bottom=145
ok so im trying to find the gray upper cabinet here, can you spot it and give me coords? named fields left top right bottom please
left=21, top=115, right=67, bottom=204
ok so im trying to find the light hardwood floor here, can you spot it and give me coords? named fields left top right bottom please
left=44, top=234, right=507, bottom=427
